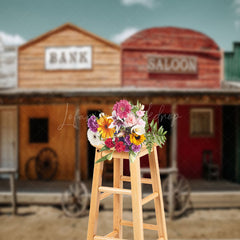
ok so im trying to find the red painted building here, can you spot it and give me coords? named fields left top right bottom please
left=121, top=27, right=222, bottom=179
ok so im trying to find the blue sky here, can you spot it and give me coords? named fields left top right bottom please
left=0, top=0, right=240, bottom=51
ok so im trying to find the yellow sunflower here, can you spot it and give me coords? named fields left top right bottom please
left=97, top=116, right=115, bottom=139
left=130, top=132, right=146, bottom=145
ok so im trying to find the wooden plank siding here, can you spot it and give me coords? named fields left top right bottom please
left=18, top=23, right=121, bottom=88
left=19, top=104, right=76, bottom=180
left=121, top=27, right=221, bottom=89
left=17, top=23, right=121, bottom=180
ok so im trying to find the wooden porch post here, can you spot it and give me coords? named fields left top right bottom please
left=169, top=103, right=178, bottom=219
left=75, top=104, right=80, bottom=183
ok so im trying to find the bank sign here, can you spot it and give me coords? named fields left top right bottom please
left=45, top=46, right=92, bottom=70
left=148, top=55, right=198, bottom=74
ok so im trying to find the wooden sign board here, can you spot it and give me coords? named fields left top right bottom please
left=148, top=55, right=198, bottom=74
left=45, top=46, right=92, bottom=70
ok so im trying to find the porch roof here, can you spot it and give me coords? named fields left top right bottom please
left=0, top=82, right=240, bottom=105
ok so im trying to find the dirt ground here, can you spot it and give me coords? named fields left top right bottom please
left=0, top=206, right=240, bottom=240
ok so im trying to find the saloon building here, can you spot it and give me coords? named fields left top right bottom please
left=0, top=23, right=240, bottom=184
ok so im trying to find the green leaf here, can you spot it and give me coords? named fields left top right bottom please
left=99, top=145, right=110, bottom=152
left=153, top=122, right=158, bottom=132
left=154, top=135, right=162, bottom=148
left=95, top=152, right=113, bottom=164
left=106, top=152, right=113, bottom=160
left=150, top=120, right=154, bottom=129
left=129, top=151, right=137, bottom=163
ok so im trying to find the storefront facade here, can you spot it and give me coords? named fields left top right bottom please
left=121, top=27, right=223, bottom=179
left=18, top=23, right=120, bottom=180
left=1, top=23, right=239, bottom=182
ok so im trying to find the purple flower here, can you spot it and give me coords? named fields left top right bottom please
left=131, top=144, right=141, bottom=153
left=125, top=135, right=131, bottom=146
left=88, top=115, right=99, bottom=132
left=112, top=111, right=124, bottom=131
left=124, top=145, right=130, bottom=152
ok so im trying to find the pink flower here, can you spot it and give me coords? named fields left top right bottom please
left=137, top=118, right=146, bottom=127
left=125, top=113, right=137, bottom=127
left=136, top=110, right=145, bottom=117
left=113, top=100, right=132, bottom=119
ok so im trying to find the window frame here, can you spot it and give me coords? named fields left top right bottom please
left=190, top=108, right=214, bottom=138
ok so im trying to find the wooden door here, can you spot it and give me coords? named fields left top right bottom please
left=0, top=107, right=17, bottom=178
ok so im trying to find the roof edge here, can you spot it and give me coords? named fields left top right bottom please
left=121, top=26, right=220, bottom=51
left=19, top=22, right=120, bottom=51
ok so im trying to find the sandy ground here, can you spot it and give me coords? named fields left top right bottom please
left=0, top=206, right=240, bottom=240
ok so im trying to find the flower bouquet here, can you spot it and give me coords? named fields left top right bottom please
left=87, top=100, right=167, bottom=163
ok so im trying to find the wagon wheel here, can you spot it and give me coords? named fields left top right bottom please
left=25, top=156, right=37, bottom=180
left=61, top=182, right=88, bottom=217
left=162, top=173, right=191, bottom=218
left=35, top=147, right=58, bottom=181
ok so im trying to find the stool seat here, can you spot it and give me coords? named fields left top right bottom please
left=87, top=145, right=168, bottom=240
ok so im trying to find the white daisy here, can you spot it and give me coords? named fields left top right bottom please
left=87, top=129, right=103, bottom=146
left=131, top=125, right=145, bottom=135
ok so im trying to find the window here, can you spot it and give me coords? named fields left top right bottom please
left=29, top=118, right=49, bottom=143
left=190, top=108, right=214, bottom=137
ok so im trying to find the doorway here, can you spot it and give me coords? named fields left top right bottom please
left=222, top=106, right=239, bottom=182
left=0, top=106, right=17, bottom=178
left=158, top=113, right=172, bottom=168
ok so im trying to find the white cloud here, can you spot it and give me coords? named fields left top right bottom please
left=121, top=0, right=156, bottom=9
left=235, top=20, right=240, bottom=31
left=236, top=7, right=240, bottom=15
left=234, top=0, right=240, bottom=15
left=111, top=27, right=139, bottom=44
left=0, top=31, right=25, bottom=46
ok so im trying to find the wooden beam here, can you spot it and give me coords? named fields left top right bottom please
left=99, top=192, right=112, bottom=201
left=142, top=192, right=158, bottom=205
left=104, top=230, right=117, bottom=238
left=1, top=92, right=240, bottom=106
left=169, top=103, right=178, bottom=220
left=121, top=220, right=159, bottom=231
left=120, top=175, right=152, bottom=184
left=10, top=173, right=17, bottom=215
left=170, top=103, right=178, bottom=170
left=94, top=236, right=126, bottom=240
left=113, top=158, right=123, bottom=238
left=98, top=186, right=131, bottom=195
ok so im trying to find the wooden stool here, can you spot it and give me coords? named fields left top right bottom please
left=87, top=145, right=168, bottom=240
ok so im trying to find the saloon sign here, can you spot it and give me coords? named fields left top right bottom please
left=148, top=55, right=198, bottom=74
left=45, top=46, right=92, bottom=70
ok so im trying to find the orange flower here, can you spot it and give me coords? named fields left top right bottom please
left=97, top=116, right=115, bottom=139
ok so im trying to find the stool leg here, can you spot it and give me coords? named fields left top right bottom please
left=130, top=157, right=144, bottom=240
left=113, top=158, right=123, bottom=238
left=149, top=146, right=168, bottom=240
left=87, top=150, right=104, bottom=240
